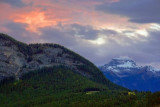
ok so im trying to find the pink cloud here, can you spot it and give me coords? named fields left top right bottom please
left=0, top=0, right=146, bottom=34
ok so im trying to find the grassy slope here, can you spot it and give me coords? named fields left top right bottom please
left=0, top=66, right=147, bottom=107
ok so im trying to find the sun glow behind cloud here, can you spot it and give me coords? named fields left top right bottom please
left=136, top=30, right=148, bottom=37
left=89, top=37, right=106, bottom=45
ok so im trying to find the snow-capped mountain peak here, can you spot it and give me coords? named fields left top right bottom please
left=107, top=58, right=137, bottom=68
left=99, top=57, right=160, bottom=92
left=117, top=60, right=136, bottom=68
left=100, top=57, right=160, bottom=74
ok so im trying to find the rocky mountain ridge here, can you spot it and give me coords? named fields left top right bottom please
left=0, top=33, right=104, bottom=83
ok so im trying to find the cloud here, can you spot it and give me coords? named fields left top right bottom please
left=70, top=24, right=99, bottom=40
left=38, top=26, right=78, bottom=46
left=1, top=22, right=38, bottom=43
left=36, top=24, right=160, bottom=68
left=70, top=24, right=119, bottom=40
left=1, top=20, right=160, bottom=69
left=98, top=29, right=160, bottom=68
left=0, top=0, right=159, bottom=69
left=96, top=0, right=160, bottom=23
left=0, top=0, right=26, bottom=7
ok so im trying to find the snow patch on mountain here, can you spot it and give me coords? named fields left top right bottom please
left=146, top=66, right=160, bottom=73
left=117, top=61, right=137, bottom=68
left=107, top=66, right=120, bottom=72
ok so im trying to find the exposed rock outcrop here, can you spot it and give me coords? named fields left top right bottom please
left=0, top=33, right=95, bottom=81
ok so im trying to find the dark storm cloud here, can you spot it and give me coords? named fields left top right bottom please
left=0, top=0, right=26, bottom=7
left=96, top=0, right=160, bottom=23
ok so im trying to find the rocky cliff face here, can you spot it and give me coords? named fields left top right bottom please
left=0, top=33, right=95, bottom=81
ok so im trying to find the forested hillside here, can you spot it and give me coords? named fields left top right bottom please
left=0, top=66, right=157, bottom=107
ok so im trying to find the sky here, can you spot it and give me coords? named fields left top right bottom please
left=0, top=0, right=160, bottom=68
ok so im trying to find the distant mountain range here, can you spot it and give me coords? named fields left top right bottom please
left=99, top=57, right=160, bottom=92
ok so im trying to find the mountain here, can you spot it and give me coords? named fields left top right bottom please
left=0, top=33, right=159, bottom=107
left=99, top=57, right=160, bottom=92
left=0, top=33, right=115, bottom=86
